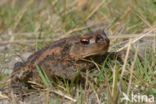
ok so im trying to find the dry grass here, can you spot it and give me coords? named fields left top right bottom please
left=0, top=0, right=156, bottom=103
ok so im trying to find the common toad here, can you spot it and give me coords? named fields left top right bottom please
left=11, top=30, right=110, bottom=89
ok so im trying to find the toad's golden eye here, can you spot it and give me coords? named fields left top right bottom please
left=80, top=38, right=89, bottom=45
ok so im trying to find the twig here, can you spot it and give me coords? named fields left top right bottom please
left=117, top=28, right=156, bottom=52
left=27, top=81, right=76, bottom=102
left=0, top=91, right=9, bottom=99
left=120, top=39, right=131, bottom=81
left=118, top=40, right=132, bottom=103
left=50, top=89, right=77, bottom=102
left=0, top=32, right=155, bottom=45
left=125, top=48, right=138, bottom=104
left=108, top=33, right=156, bottom=39
left=85, top=0, right=106, bottom=21
left=88, top=80, right=101, bottom=104
left=80, top=58, right=101, bottom=71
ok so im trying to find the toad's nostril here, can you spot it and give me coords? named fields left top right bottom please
left=96, top=35, right=104, bottom=43
left=106, top=38, right=110, bottom=44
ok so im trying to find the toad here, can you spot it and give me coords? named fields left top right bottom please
left=11, top=30, right=110, bottom=90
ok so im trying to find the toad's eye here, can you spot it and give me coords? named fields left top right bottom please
left=80, top=38, right=90, bottom=45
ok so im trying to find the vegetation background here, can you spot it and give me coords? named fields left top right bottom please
left=0, top=0, right=155, bottom=104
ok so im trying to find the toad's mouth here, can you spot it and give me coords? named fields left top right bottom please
left=81, top=42, right=109, bottom=59
left=82, top=48, right=109, bottom=59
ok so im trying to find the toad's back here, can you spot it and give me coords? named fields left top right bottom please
left=11, top=30, right=110, bottom=89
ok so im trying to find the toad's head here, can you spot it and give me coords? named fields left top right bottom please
left=69, top=30, right=110, bottom=60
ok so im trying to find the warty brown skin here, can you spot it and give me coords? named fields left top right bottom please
left=11, top=30, right=110, bottom=90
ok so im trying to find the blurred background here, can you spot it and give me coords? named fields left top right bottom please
left=0, top=0, right=156, bottom=103
left=0, top=0, right=156, bottom=78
